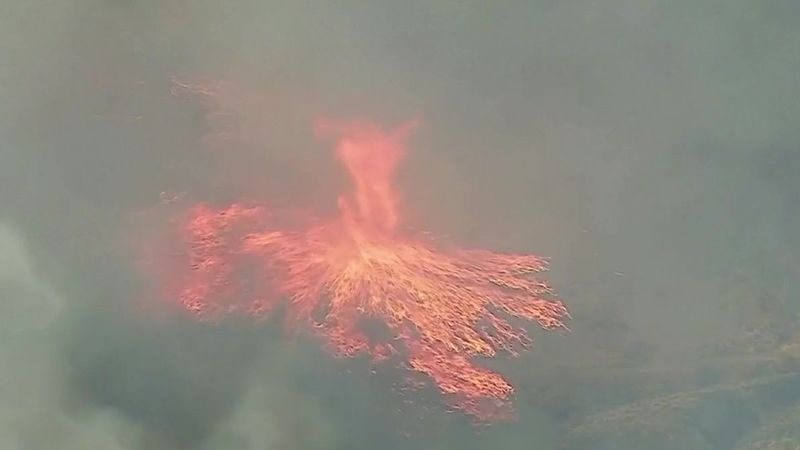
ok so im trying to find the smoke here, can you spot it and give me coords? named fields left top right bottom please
left=1, top=0, right=798, bottom=449
left=0, top=224, right=146, bottom=449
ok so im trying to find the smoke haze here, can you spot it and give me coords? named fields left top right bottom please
left=2, top=1, right=798, bottom=449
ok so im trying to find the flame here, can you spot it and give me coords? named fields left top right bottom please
left=148, top=81, right=570, bottom=420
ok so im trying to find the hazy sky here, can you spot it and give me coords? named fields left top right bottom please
left=1, top=1, right=798, bottom=449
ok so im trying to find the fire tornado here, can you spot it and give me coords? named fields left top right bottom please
left=145, top=80, right=570, bottom=420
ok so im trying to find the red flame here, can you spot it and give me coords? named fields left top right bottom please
left=143, top=80, right=569, bottom=420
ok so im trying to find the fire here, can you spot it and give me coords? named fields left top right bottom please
left=148, top=80, right=570, bottom=420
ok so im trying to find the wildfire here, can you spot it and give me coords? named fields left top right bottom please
left=149, top=80, right=570, bottom=420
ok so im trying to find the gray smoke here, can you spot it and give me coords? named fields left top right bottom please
left=1, top=1, right=798, bottom=449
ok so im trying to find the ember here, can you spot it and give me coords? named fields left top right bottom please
left=146, top=80, right=569, bottom=420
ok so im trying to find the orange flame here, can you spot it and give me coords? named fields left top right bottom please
left=149, top=81, right=569, bottom=420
